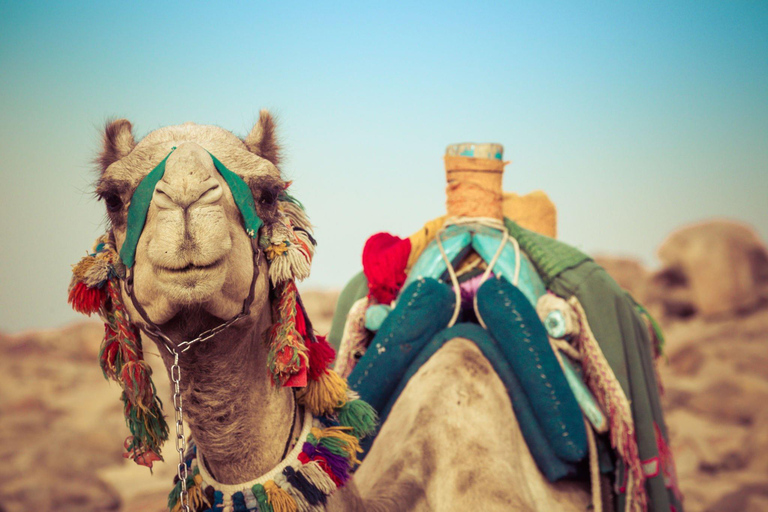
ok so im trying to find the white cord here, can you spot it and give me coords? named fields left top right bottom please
left=434, top=217, right=521, bottom=328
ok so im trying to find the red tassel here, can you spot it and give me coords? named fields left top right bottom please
left=68, top=282, right=105, bottom=315
left=362, top=233, right=411, bottom=305
left=120, top=361, right=152, bottom=407
left=308, top=335, right=336, bottom=381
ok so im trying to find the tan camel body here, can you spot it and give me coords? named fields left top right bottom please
left=351, top=339, right=590, bottom=512
left=95, top=115, right=589, bottom=510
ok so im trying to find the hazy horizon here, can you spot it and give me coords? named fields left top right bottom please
left=1, top=1, right=766, bottom=333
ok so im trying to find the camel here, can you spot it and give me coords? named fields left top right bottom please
left=69, top=114, right=643, bottom=512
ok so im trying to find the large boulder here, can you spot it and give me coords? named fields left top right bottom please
left=593, top=256, right=650, bottom=302
left=649, top=220, right=768, bottom=319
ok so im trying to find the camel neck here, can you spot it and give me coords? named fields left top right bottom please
left=156, top=308, right=296, bottom=485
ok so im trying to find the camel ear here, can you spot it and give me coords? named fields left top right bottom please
left=99, top=119, right=136, bottom=172
left=244, top=109, right=281, bottom=166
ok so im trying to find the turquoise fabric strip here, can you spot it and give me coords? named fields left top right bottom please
left=119, top=149, right=263, bottom=268
left=120, top=149, right=175, bottom=268
left=208, top=153, right=263, bottom=239
left=476, top=278, right=587, bottom=462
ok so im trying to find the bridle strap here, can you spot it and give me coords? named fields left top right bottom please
left=124, top=248, right=262, bottom=355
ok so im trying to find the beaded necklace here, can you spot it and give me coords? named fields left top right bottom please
left=169, top=404, right=373, bottom=512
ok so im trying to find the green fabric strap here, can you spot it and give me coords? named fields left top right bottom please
left=119, top=148, right=263, bottom=268
left=504, top=218, right=592, bottom=285
left=120, top=149, right=175, bottom=268
left=208, top=152, right=263, bottom=239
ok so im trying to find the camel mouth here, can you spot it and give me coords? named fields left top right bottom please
left=156, top=258, right=225, bottom=275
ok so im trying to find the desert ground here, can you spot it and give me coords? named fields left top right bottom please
left=1, top=220, right=766, bottom=512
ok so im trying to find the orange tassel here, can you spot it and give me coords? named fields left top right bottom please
left=296, top=370, right=348, bottom=415
left=264, top=480, right=298, bottom=512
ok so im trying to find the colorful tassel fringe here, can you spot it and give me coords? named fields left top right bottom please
left=266, top=280, right=310, bottom=386
left=68, top=236, right=169, bottom=469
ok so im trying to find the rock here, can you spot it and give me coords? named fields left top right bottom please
left=649, top=220, right=768, bottom=319
left=659, top=306, right=768, bottom=510
left=593, top=256, right=650, bottom=302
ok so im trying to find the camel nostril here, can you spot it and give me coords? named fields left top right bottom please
left=197, top=183, right=223, bottom=206
left=153, top=179, right=222, bottom=209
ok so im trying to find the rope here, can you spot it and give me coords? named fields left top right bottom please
left=434, top=217, right=521, bottom=328
left=586, top=417, right=602, bottom=512
left=444, top=155, right=506, bottom=219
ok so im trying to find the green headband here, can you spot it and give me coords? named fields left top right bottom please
left=119, top=148, right=264, bottom=268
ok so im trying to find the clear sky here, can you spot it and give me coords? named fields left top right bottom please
left=1, top=1, right=766, bottom=333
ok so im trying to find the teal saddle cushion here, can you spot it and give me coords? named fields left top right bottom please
left=348, top=277, right=589, bottom=481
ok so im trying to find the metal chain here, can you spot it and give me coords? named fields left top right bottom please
left=171, top=351, right=190, bottom=512
left=122, top=250, right=262, bottom=512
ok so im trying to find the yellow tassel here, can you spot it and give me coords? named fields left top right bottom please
left=266, top=242, right=291, bottom=260
left=296, top=370, right=348, bottom=416
left=264, top=480, right=298, bottom=512
left=311, top=426, right=362, bottom=464
left=188, top=473, right=210, bottom=511
left=72, top=255, right=96, bottom=281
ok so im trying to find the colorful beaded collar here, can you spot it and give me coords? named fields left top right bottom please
left=168, top=404, right=374, bottom=512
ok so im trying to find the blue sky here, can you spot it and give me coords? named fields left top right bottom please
left=1, top=1, right=766, bottom=332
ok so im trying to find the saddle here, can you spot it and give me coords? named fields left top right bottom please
left=330, top=215, right=683, bottom=512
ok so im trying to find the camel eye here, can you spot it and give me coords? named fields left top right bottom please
left=103, top=193, right=123, bottom=213
left=260, top=188, right=278, bottom=206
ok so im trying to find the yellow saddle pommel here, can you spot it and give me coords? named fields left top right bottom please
left=503, top=190, right=557, bottom=239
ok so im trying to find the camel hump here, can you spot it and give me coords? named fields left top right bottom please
left=357, top=338, right=590, bottom=511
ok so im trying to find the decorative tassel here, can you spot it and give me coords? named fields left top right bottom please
left=264, top=480, right=298, bottom=512
left=284, top=466, right=326, bottom=506
left=275, top=474, right=314, bottom=512
left=309, top=427, right=362, bottom=464
left=82, top=254, right=112, bottom=287
left=252, top=483, right=275, bottom=512
left=232, top=490, right=248, bottom=512
left=67, top=281, right=105, bottom=315
left=188, top=472, right=211, bottom=511
left=307, top=336, right=336, bottom=382
left=337, top=399, right=378, bottom=439
left=266, top=280, right=310, bottom=386
left=99, top=333, right=121, bottom=380
left=298, top=462, right=337, bottom=495
left=266, top=215, right=314, bottom=285
left=122, top=390, right=167, bottom=455
left=72, top=254, right=96, bottom=280
left=296, top=370, right=348, bottom=415
left=315, top=451, right=349, bottom=486
left=214, top=490, right=224, bottom=511
left=168, top=478, right=182, bottom=510
left=119, top=360, right=154, bottom=407
left=300, top=442, right=350, bottom=486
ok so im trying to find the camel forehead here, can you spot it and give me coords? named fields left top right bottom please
left=139, top=122, right=244, bottom=148
left=102, top=122, right=280, bottom=191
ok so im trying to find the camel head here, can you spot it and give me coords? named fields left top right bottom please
left=68, top=111, right=339, bottom=471
left=94, top=112, right=288, bottom=332
left=70, top=113, right=375, bottom=495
